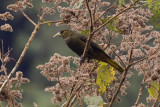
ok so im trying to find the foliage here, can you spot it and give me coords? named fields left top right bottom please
left=96, top=62, right=115, bottom=94
left=100, top=18, right=125, bottom=34
left=146, top=0, right=160, bottom=28
left=84, top=95, right=104, bottom=107
left=148, top=82, right=160, bottom=101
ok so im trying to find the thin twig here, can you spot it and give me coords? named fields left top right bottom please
left=128, top=49, right=133, bottom=64
left=134, top=65, right=146, bottom=107
left=94, top=3, right=115, bottom=23
left=92, top=0, right=97, bottom=22
left=108, top=68, right=129, bottom=107
left=112, top=50, right=126, bottom=69
left=0, top=1, right=41, bottom=91
left=40, top=20, right=64, bottom=25
left=68, top=85, right=83, bottom=107
left=14, top=0, right=36, bottom=26
left=20, top=9, right=36, bottom=26
left=0, top=17, right=42, bottom=93
left=109, top=48, right=133, bottom=107
left=43, top=2, right=60, bottom=15
left=81, top=0, right=140, bottom=65
left=130, top=45, right=160, bottom=66
left=92, top=0, right=140, bottom=34
left=85, top=0, right=94, bottom=31
left=134, top=80, right=145, bottom=107
left=63, top=81, right=83, bottom=107
left=81, top=0, right=94, bottom=62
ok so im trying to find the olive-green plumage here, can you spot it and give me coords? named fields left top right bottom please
left=54, top=29, right=124, bottom=73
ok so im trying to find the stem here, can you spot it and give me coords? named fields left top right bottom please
left=20, top=9, right=36, bottom=26
left=81, top=0, right=94, bottom=62
left=134, top=76, right=145, bottom=106
left=0, top=22, right=41, bottom=93
left=109, top=48, right=133, bottom=106
left=40, top=20, right=64, bottom=25
left=94, top=3, right=115, bottom=23
left=92, top=0, right=140, bottom=34
left=108, top=68, right=129, bottom=107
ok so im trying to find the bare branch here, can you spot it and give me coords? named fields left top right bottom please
left=134, top=66, right=147, bottom=106
left=94, top=3, right=116, bottom=23
left=81, top=0, right=94, bottom=62
left=108, top=48, right=134, bottom=106
left=92, top=0, right=140, bottom=34
left=40, top=20, right=64, bottom=25
left=20, top=9, right=36, bottom=26
left=0, top=14, right=43, bottom=92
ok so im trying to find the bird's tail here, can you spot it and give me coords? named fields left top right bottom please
left=105, top=58, right=124, bottom=73
left=98, top=52, right=124, bottom=73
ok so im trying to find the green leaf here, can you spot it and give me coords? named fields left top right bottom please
left=96, top=62, right=115, bottom=94
left=148, top=82, right=160, bottom=101
left=100, top=18, right=125, bottom=34
left=43, top=20, right=51, bottom=26
left=146, top=0, right=160, bottom=28
left=151, top=12, right=160, bottom=28
left=81, top=29, right=89, bottom=36
left=84, top=95, right=104, bottom=107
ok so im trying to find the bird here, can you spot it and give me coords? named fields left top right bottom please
left=53, top=29, right=124, bottom=73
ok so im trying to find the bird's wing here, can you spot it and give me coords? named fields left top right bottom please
left=77, top=34, right=103, bottom=51
left=77, top=34, right=112, bottom=59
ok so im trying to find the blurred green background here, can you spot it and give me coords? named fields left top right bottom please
left=0, top=0, right=150, bottom=107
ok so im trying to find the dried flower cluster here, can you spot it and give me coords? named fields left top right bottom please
left=0, top=12, right=14, bottom=21
left=0, top=24, right=13, bottom=32
left=0, top=72, right=30, bottom=107
left=7, top=0, right=33, bottom=12
left=37, top=0, right=160, bottom=106
left=1, top=0, right=160, bottom=106
left=0, top=12, right=13, bottom=32
left=37, top=53, right=97, bottom=103
left=0, top=46, right=30, bottom=106
left=0, top=0, right=33, bottom=32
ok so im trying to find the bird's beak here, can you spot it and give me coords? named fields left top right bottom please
left=53, top=32, right=61, bottom=38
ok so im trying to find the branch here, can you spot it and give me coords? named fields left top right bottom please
left=113, top=50, right=126, bottom=69
left=94, top=3, right=116, bottom=23
left=14, top=0, right=36, bottom=26
left=130, top=45, right=160, bottom=66
left=63, top=82, right=83, bottom=107
left=81, top=0, right=94, bottom=62
left=108, top=68, right=129, bottom=107
left=85, top=0, right=94, bottom=31
left=81, top=0, right=140, bottom=64
left=134, top=66, right=146, bottom=106
left=128, top=49, right=133, bottom=65
left=20, top=9, right=36, bottom=26
left=0, top=17, right=42, bottom=93
left=40, top=20, right=64, bottom=25
left=92, top=0, right=140, bottom=34
left=108, top=48, right=133, bottom=107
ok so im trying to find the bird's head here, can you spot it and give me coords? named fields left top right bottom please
left=53, top=29, right=74, bottom=40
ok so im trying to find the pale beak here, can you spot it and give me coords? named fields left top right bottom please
left=53, top=32, right=61, bottom=38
